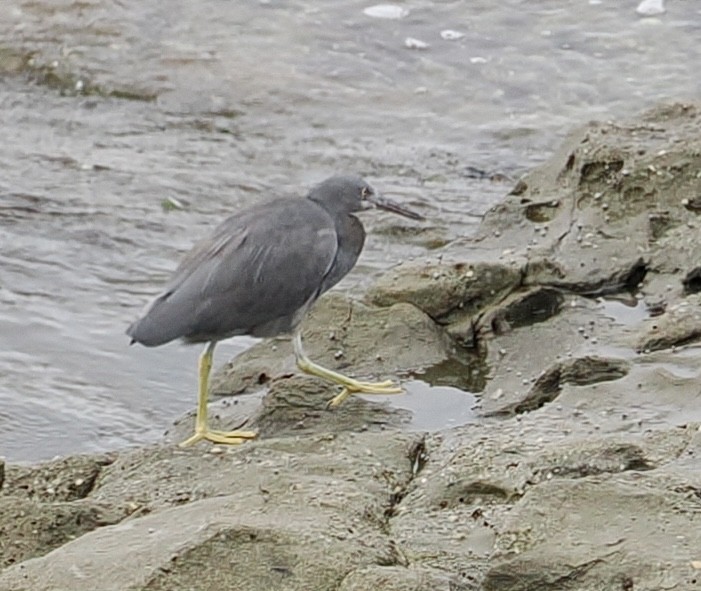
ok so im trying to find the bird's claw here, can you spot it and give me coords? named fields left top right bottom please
left=179, top=429, right=257, bottom=447
left=326, top=380, right=403, bottom=408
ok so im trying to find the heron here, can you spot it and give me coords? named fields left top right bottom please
left=127, top=175, right=423, bottom=446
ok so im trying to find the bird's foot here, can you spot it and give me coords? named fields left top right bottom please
left=179, top=428, right=258, bottom=447
left=327, top=379, right=403, bottom=408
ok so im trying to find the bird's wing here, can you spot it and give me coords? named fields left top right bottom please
left=128, top=198, right=338, bottom=345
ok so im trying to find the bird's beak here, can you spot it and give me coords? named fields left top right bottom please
left=366, top=192, right=425, bottom=221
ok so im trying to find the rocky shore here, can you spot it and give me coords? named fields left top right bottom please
left=2, top=103, right=701, bottom=590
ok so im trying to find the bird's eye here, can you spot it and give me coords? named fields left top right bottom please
left=361, top=186, right=371, bottom=199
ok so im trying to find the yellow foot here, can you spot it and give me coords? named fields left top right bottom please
left=327, top=380, right=403, bottom=408
left=179, top=429, right=257, bottom=447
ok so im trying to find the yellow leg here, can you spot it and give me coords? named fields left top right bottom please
left=179, top=341, right=257, bottom=447
left=292, top=333, right=403, bottom=408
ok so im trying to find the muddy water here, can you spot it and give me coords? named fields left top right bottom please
left=1, top=1, right=699, bottom=461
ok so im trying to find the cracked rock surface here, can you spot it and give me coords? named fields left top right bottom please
left=4, top=104, right=701, bottom=590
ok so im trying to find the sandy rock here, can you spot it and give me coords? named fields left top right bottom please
left=210, top=293, right=451, bottom=396
left=368, top=260, right=523, bottom=323
left=0, top=496, right=126, bottom=570
left=0, top=431, right=422, bottom=590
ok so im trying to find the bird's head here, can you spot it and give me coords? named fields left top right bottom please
left=308, top=175, right=424, bottom=220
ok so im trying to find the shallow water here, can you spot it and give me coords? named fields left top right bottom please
left=1, top=0, right=699, bottom=461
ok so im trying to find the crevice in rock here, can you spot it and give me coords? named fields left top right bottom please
left=547, top=258, right=648, bottom=298
left=531, top=444, right=655, bottom=482
left=487, top=356, right=631, bottom=416
left=682, top=267, right=701, bottom=294
left=500, top=287, right=564, bottom=330
left=579, top=158, right=625, bottom=185
left=483, top=556, right=608, bottom=591
left=384, top=436, right=428, bottom=522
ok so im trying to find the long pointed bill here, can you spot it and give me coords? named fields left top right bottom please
left=367, top=193, right=425, bottom=220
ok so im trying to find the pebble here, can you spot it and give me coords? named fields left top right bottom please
left=363, top=4, right=409, bottom=19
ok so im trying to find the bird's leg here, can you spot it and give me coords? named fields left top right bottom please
left=292, top=332, right=402, bottom=407
left=179, top=341, right=257, bottom=447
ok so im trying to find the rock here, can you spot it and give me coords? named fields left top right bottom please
left=248, top=375, right=412, bottom=439
left=0, top=496, right=126, bottom=570
left=633, top=295, right=701, bottom=352
left=1, top=453, right=114, bottom=502
left=338, top=565, right=466, bottom=590
left=368, top=260, right=523, bottom=323
left=210, top=293, right=451, bottom=396
left=488, top=355, right=631, bottom=416
left=0, top=431, right=423, bottom=591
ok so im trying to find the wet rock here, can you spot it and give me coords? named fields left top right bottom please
left=389, top=420, right=697, bottom=588
left=634, top=295, right=701, bottom=352
left=248, top=375, right=411, bottom=439
left=484, top=476, right=698, bottom=590
left=368, top=261, right=523, bottom=323
left=210, top=293, right=451, bottom=396
left=489, top=356, right=631, bottom=416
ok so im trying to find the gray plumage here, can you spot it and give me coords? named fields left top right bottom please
left=127, top=175, right=421, bottom=348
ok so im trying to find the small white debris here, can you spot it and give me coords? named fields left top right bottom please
left=636, top=0, right=665, bottom=16
left=75, top=79, right=84, bottom=91
left=470, top=56, right=487, bottom=64
left=363, top=4, right=409, bottom=19
left=334, top=350, right=344, bottom=360
left=465, top=269, right=475, bottom=278
left=162, top=196, right=185, bottom=210
left=405, top=37, right=430, bottom=50
left=440, top=29, right=465, bottom=41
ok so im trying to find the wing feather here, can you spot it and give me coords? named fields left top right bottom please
left=127, top=198, right=338, bottom=345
